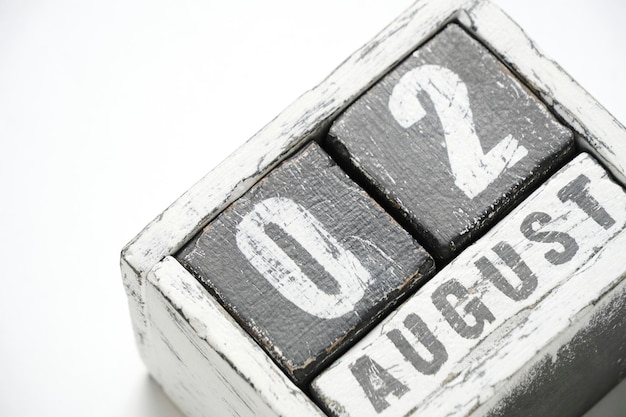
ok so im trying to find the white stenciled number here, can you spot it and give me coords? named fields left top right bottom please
left=236, top=197, right=371, bottom=319
left=389, top=64, right=528, bottom=199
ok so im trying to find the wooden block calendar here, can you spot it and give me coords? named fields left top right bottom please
left=120, top=1, right=626, bottom=416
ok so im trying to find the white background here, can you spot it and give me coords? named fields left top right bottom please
left=1, top=1, right=624, bottom=416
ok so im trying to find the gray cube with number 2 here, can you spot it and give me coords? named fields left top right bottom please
left=327, top=24, right=574, bottom=262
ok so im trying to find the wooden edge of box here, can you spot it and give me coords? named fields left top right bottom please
left=143, top=256, right=326, bottom=417
left=119, top=0, right=626, bottom=414
left=419, top=237, right=626, bottom=417
left=461, top=1, right=626, bottom=185
left=478, top=277, right=626, bottom=416
left=120, top=0, right=626, bottom=288
left=120, top=0, right=475, bottom=280
left=310, top=154, right=626, bottom=416
left=119, top=0, right=473, bottom=358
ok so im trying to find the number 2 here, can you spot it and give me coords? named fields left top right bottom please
left=388, top=64, right=528, bottom=199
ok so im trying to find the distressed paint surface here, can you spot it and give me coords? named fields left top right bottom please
left=485, top=285, right=626, bottom=417
left=120, top=0, right=470, bottom=374
left=235, top=197, right=373, bottom=320
left=311, top=154, right=626, bottom=417
left=463, top=1, right=626, bottom=185
left=326, top=24, right=574, bottom=261
left=145, top=257, right=326, bottom=417
left=119, top=1, right=626, bottom=416
left=177, top=143, right=434, bottom=384
left=120, top=1, right=471, bottom=414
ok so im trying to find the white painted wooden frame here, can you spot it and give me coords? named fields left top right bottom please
left=120, top=0, right=626, bottom=416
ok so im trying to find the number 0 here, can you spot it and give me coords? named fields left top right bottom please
left=236, top=197, right=371, bottom=319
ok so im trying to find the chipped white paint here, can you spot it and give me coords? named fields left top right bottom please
left=236, top=197, right=371, bottom=319
left=389, top=64, right=528, bottom=198
left=120, top=0, right=626, bottom=416
left=460, top=1, right=626, bottom=184
left=145, top=257, right=325, bottom=417
left=121, top=0, right=472, bottom=374
left=121, top=1, right=472, bottom=414
left=311, top=154, right=626, bottom=417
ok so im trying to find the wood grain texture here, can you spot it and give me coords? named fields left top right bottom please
left=119, top=1, right=626, bottom=416
left=312, top=153, right=626, bottom=417
left=485, top=289, right=626, bottom=417
left=120, top=0, right=470, bottom=361
left=120, top=0, right=626, bottom=365
left=326, top=24, right=574, bottom=262
left=176, top=142, right=434, bottom=384
left=461, top=1, right=626, bottom=186
left=144, top=257, right=326, bottom=417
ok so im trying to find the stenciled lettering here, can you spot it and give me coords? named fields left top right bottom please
left=388, top=64, right=527, bottom=199
left=432, top=279, right=495, bottom=339
left=236, top=197, right=371, bottom=319
left=520, top=211, right=579, bottom=265
left=475, top=241, right=539, bottom=301
left=350, top=355, right=409, bottom=413
left=557, top=174, right=615, bottom=229
left=386, top=313, right=448, bottom=375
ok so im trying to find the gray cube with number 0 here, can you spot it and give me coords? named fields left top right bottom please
left=176, top=143, right=434, bottom=384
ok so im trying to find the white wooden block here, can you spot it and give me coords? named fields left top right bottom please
left=144, top=257, right=324, bottom=417
left=120, top=0, right=626, bottom=416
left=311, top=154, right=626, bottom=417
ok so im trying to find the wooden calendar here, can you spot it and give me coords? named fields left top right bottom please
left=120, top=1, right=626, bottom=416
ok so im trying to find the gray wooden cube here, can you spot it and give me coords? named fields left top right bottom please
left=326, top=23, right=574, bottom=262
left=176, top=142, right=434, bottom=384
left=120, top=1, right=626, bottom=416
